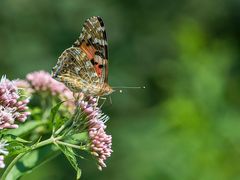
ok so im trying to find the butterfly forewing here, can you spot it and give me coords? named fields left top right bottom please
left=52, top=16, right=113, bottom=96
left=73, top=16, right=109, bottom=84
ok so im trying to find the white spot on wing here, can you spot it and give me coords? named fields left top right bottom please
left=93, top=38, right=107, bottom=45
left=86, top=61, right=92, bottom=67
left=96, top=26, right=105, bottom=32
left=94, top=55, right=103, bottom=64
left=74, top=67, right=81, bottom=74
left=87, top=34, right=91, bottom=39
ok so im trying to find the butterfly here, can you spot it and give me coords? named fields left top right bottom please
left=52, top=16, right=114, bottom=97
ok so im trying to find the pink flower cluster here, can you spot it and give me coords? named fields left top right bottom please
left=14, top=79, right=33, bottom=95
left=0, top=76, right=30, bottom=129
left=0, top=140, right=8, bottom=168
left=26, top=71, right=67, bottom=95
left=25, top=71, right=74, bottom=109
left=78, top=97, right=112, bottom=170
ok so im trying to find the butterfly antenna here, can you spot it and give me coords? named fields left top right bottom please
left=112, top=86, right=146, bottom=89
left=112, top=86, right=146, bottom=93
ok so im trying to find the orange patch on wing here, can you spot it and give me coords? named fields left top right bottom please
left=80, top=42, right=96, bottom=59
left=80, top=43, right=103, bottom=77
left=94, top=65, right=102, bottom=77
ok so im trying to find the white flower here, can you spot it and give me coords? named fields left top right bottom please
left=0, top=140, right=8, bottom=169
left=0, top=140, right=9, bottom=155
left=0, top=155, right=5, bottom=168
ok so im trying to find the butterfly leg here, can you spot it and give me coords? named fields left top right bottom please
left=73, top=92, right=84, bottom=101
left=109, top=96, right=112, bottom=105
left=95, top=96, right=100, bottom=104
left=99, top=97, right=108, bottom=108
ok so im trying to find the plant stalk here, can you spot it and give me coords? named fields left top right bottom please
left=1, top=136, right=60, bottom=180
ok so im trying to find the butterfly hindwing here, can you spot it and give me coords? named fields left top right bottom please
left=52, top=16, right=113, bottom=96
left=73, top=16, right=109, bottom=84
left=52, top=47, right=100, bottom=92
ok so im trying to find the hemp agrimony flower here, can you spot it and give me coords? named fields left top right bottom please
left=0, top=73, right=114, bottom=179
left=26, top=71, right=71, bottom=96
left=77, top=97, right=113, bottom=170
left=26, top=71, right=75, bottom=110
left=0, top=76, right=30, bottom=129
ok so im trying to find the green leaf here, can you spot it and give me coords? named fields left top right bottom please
left=50, top=101, right=65, bottom=133
left=5, top=144, right=60, bottom=180
left=1, top=134, right=31, bottom=144
left=7, top=120, right=46, bottom=137
left=68, top=132, right=88, bottom=144
left=6, top=142, right=29, bottom=157
left=51, top=101, right=64, bottom=122
left=1, top=134, right=31, bottom=156
left=58, top=145, right=81, bottom=179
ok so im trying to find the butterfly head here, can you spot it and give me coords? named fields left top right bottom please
left=100, top=83, right=114, bottom=96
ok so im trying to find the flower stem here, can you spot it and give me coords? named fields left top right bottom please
left=31, top=137, right=54, bottom=150
left=1, top=153, right=25, bottom=180
left=54, top=118, right=73, bottom=136
left=1, top=136, right=60, bottom=180
left=56, top=140, right=86, bottom=150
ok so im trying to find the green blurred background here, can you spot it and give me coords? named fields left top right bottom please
left=1, top=0, right=240, bottom=179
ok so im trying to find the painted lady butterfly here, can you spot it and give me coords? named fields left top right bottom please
left=52, top=16, right=114, bottom=97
